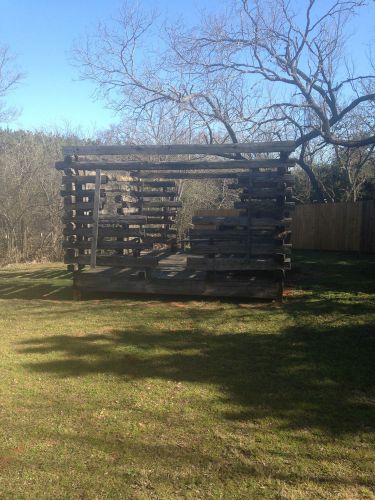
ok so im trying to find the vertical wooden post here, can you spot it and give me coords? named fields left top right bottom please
left=246, top=169, right=253, bottom=260
left=90, top=169, right=101, bottom=269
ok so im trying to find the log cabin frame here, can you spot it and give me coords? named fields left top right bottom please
left=56, top=141, right=295, bottom=299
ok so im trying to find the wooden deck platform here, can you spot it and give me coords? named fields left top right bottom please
left=74, top=253, right=282, bottom=299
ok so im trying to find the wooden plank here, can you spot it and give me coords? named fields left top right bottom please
left=143, top=219, right=176, bottom=225
left=99, top=215, right=148, bottom=224
left=63, top=215, right=94, bottom=224
left=127, top=181, right=176, bottom=187
left=143, top=227, right=177, bottom=234
left=73, top=272, right=282, bottom=299
left=192, top=215, right=291, bottom=227
left=126, top=201, right=182, bottom=208
left=128, top=190, right=178, bottom=197
left=60, top=189, right=106, bottom=198
left=65, top=255, right=159, bottom=268
left=233, top=172, right=295, bottom=183
left=186, top=256, right=285, bottom=271
left=119, top=210, right=178, bottom=217
left=233, top=188, right=286, bottom=199
left=62, top=141, right=295, bottom=157
left=189, top=242, right=290, bottom=255
left=194, top=209, right=241, bottom=217
left=189, top=229, right=273, bottom=240
left=57, top=158, right=295, bottom=172
left=135, top=172, right=241, bottom=179
left=144, top=237, right=177, bottom=244
left=63, top=227, right=177, bottom=237
left=63, top=214, right=152, bottom=225
left=193, top=215, right=247, bottom=226
left=62, top=175, right=108, bottom=184
left=235, top=173, right=294, bottom=183
left=63, top=241, right=153, bottom=250
left=90, top=169, right=101, bottom=268
left=233, top=200, right=295, bottom=211
left=64, top=202, right=95, bottom=211
left=189, top=235, right=275, bottom=244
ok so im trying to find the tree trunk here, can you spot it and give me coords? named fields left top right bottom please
left=296, top=158, right=327, bottom=203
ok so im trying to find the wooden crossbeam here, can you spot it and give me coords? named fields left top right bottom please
left=56, top=158, right=295, bottom=172
left=62, top=141, right=295, bottom=157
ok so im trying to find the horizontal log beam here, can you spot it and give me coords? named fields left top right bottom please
left=127, top=190, right=177, bottom=197
left=119, top=210, right=178, bottom=217
left=189, top=229, right=274, bottom=240
left=63, top=241, right=153, bottom=250
left=56, top=158, right=296, bottom=172
left=64, top=255, right=159, bottom=268
left=237, top=188, right=286, bottom=199
left=63, top=202, right=96, bottom=211
left=189, top=242, right=291, bottom=255
left=186, top=256, right=287, bottom=271
left=62, top=175, right=109, bottom=184
left=73, top=272, right=282, bottom=298
left=228, top=172, right=294, bottom=184
left=234, top=204, right=293, bottom=212
left=192, top=216, right=291, bottom=227
left=62, top=141, right=295, bottom=157
left=134, top=172, right=241, bottom=179
left=63, top=227, right=177, bottom=237
left=126, top=201, right=182, bottom=208
left=62, top=215, right=149, bottom=225
left=61, top=189, right=106, bottom=198
left=127, top=181, right=177, bottom=188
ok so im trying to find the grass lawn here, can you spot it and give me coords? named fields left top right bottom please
left=0, top=251, right=374, bottom=499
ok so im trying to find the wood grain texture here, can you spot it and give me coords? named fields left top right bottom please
left=292, top=201, right=375, bottom=252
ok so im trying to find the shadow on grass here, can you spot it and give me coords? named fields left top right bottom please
left=0, top=269, right=73, bottom=300
left=8, top=251, right=375, bottom=436
left=289, top=250, right=375, bottom=294
left=18, top=294, right=375, bottom=436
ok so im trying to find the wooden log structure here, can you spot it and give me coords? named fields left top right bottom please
left=56, top=141, right=295, bottom=299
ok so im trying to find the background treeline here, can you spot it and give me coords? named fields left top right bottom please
left=1, top=1, right=375, bottom=264
left=0, top=129, right=85, bottom=264
left=0, top=127, right=374, bottom=265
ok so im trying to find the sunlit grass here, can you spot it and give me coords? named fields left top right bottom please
left=0, top=253, right=374, bottom=499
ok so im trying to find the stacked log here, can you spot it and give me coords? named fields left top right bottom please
left=61, top=169, right=181, bottom=271
left=56, top=141, right=295, bottom=299
left=62, top=169, right=108, bottom=271
left=117, top=177, right=180, bottom=249
left=186, top=165, right=294, bottom=291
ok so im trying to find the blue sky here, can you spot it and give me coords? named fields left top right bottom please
left=1, top=0, right=218, bottom=132
left=1, top=0, right=373, bottom=133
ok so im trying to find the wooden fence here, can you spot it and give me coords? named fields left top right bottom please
left=292, top=201, right=375, bottom=253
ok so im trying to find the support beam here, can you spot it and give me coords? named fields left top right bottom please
left=62, top=141, right=296, bottom=157
left=90, top=169, right=101, bottom=269
left=56, top=158, right=295, bottom=171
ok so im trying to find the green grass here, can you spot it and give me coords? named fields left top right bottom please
left=0, top=252, right=374, bottom=499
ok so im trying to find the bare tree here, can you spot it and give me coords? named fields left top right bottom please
left=0, top=45, right=24, bottom=123
left=72, top=0, right=375, bottom=201
left=0, top=129, right=93, bottom=265
left=170, top=0, right=375, bottom=199
left=72, top=2, right=266, bottom=154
